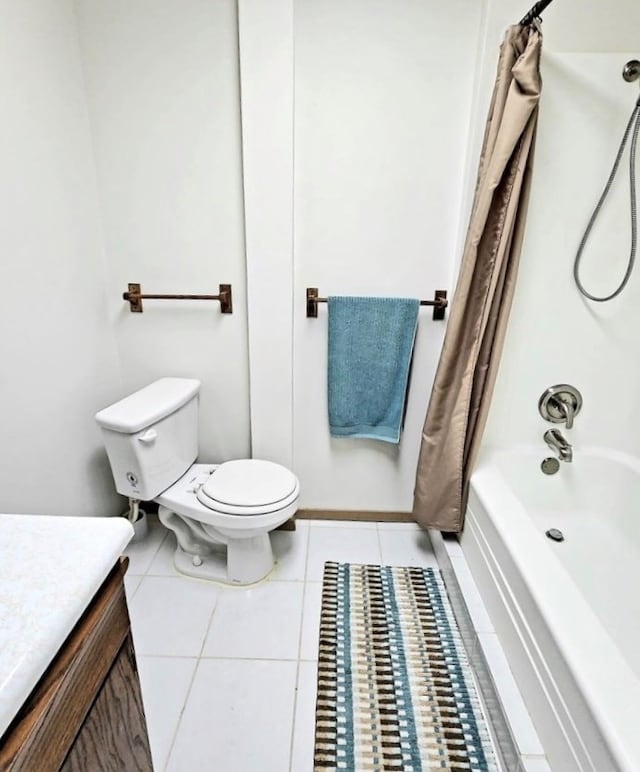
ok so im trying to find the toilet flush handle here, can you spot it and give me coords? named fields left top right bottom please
left=137, top=429, right=157, bottom=445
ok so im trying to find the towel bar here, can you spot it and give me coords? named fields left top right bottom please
left=306, top=288, right=447, bottom=320
left=123, top=283, right=233, bottom=314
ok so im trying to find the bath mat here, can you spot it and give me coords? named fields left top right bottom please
left=314, top=562, right=498, bottom=771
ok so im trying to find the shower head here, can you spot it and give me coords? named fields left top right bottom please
left=623, top=60, right=640, bottom=83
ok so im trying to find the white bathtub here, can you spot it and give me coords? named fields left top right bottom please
left=461, top=446, right=640, bottom=772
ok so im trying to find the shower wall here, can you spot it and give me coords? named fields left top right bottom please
left=469, top=0, right=640, bottom=459
left=482, top=51, right=640, bottom=459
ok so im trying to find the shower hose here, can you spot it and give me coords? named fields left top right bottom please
left=573, top=94, right=640, bottom=302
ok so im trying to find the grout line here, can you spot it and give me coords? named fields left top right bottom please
left=160, top=567, right=222, bottom=769
left=197, top=589, right=222, bottom=660
left=144, top=530, right=169, bottom=576
left=198, top=655, right=301, bottom=661
left=137, top=652, right=304, bottom=662
left=162, top=583, right=220, bottom=771
left=137, top=653, right=202, bottom=660
left=288, top=521, right=312, bottom=771
left=162, top=658, right=201, bottom=772
left=124, top=577, right=143, bottom=601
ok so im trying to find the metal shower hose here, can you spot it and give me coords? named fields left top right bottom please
left=573, top=95, right=640, bottom=302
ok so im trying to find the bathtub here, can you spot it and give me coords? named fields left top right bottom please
left=461, top=446, right=640, bottom=772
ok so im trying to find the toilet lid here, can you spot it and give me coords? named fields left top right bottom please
left=198, top=459, right=298, bottom=509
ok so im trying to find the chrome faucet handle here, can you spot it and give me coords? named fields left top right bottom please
left=539, top=385, right=582, bottom=430
left=550, top=396, right=574, bottom=429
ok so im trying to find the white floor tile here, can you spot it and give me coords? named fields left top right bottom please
left=166, top=659, right=297, bottom=772
left=303, top=519, right=377, bottom=529
left=271, top=522, right=309, bottom=581
left=129, top=576, right=219, bottom=657
left=306, top=526, right=381, bottom=581
left=137, top=656, right=197, bottom=771
left=299, top=582, right=323, bottom=661
left=147, top=530, right=181, bottom=576
left=124, top=573, right=142, bottom=601
left=202, top=580, right=304, bottom=660
left=124, top=525, right=167, bottom=575
left=379, top=528, right=438, bottom=568
left=376, top=520, right=422, bottom=531
left=127, top=517, right=509, bottom=772
left=451, top=555, right=496, bottom=634
left=291, top=660, right=318, bottom=772
left=477, top=633, right=545, bottom=757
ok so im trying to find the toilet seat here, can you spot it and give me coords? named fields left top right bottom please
left=196, top=459, right=300, bottom=516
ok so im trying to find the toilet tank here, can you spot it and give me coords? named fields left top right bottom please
left=96, top=378, right=200, bottom=501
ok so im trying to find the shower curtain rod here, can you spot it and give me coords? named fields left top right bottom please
left=520, top=0, right=554, bottom=26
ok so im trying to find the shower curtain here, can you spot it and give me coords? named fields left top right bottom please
left=413, top=23, right=543, bottom=533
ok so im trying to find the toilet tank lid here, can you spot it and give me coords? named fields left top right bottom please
left=95, top=378, right=201, bottom=434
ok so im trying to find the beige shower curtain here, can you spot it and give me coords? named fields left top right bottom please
left=413, top=23, right=543, bottom=533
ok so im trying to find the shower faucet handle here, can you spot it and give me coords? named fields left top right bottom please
left=550, top=396, right=574, bottom=429
left=538, top=384, right=582, bottom=430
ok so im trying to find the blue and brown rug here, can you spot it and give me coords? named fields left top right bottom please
left=314, top=562, right=498, bottom=771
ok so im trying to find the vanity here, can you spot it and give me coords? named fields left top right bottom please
left=0, top=515, right=152, bottom=771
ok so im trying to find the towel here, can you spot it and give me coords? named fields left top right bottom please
left=327, top=296, right=419, bottom=444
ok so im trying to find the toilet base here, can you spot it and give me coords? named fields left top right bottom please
left=172, top=538, right=274, bottom=585
left=158, top=506, right=277, bottom=585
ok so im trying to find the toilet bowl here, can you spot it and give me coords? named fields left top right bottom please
left=156, top=461, right=299, bottom=584
left=96, top=378, right=300, bottom=585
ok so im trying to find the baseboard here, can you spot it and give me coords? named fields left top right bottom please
left=295, top=509, right=414, bottom=523
left=276, top=518, right=296, bottom=531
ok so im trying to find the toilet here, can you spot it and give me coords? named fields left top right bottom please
left=96, top=378, right=300, bottom=585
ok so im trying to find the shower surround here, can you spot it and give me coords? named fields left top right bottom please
left=460, top=53, right=640, bottom=772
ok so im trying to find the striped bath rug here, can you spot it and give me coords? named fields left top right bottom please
left=314, top=562, right=498, bottom=771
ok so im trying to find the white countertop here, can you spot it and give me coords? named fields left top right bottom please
left=0, top=514, right=133, bottom=738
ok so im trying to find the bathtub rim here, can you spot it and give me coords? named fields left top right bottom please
left=469, top=449, right=640, bottom=772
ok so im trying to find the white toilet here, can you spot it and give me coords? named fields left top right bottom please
left=96, top=378, right=300, bottom=585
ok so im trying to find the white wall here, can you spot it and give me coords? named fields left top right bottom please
left=478, top=0, right=640, bottom=460
left=0, top=0, right=124, bottom=516
left=7, top=0, right=634, bottom=518
left=237, top=0, right=294, bottom=468
left=292, top=0, right=483, bottom=510
left=75, top=0, right=250, bottom=464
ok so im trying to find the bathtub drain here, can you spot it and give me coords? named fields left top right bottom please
left=545, top=528, right=564, bottom=542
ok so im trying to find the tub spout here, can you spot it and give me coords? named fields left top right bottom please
left=544, top=429, right=573, bottom=462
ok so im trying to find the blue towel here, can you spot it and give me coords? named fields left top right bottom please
left=327, top=296, right=419, bottom=444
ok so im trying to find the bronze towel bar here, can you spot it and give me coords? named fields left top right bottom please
left=123, top=283, right=233, bottom=314
left=306, top=288, right=448, bottom=320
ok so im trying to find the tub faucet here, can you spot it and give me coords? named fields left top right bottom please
left=544, top=429, right=573, bottom=463
left=550, top=396, right=575, bottom=429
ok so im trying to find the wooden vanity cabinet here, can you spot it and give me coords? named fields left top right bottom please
left=0, top=559, right=153, bottom=772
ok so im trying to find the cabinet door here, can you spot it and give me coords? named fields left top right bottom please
left=62, top=636, right=152, bottom=772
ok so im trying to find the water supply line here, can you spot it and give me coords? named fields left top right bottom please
left=573, top=60, right=640, bottom=302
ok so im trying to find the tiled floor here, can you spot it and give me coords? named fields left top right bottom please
left=124, top=517, right=436, bottom=772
